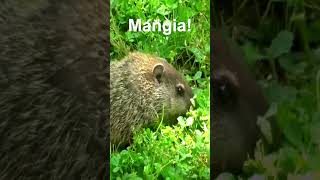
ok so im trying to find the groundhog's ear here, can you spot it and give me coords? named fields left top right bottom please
left=153, top=63, right=164, bottom=83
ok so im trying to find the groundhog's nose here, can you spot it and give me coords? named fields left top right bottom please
left=187, top=96, right=193, bottom=109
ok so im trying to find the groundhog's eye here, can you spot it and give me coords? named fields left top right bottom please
left=176, top=83, right=185, bottom=95
left=214, top=74, right=238, bottom=106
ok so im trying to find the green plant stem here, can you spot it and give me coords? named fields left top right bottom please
left=261, top=0, right=272, bottom=24
left=156, top=104, right=165, bottom=133
left=270, top=58, right=278, bottom=81
left=317, top=70, right=320, bottom=111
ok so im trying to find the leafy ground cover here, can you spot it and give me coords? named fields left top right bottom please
left=110, top=0, right=210, bottom=179
left=215, top=0, right=320, bottom=179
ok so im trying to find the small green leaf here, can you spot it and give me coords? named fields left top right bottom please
left=278, top=56, right=307, bottom=75
left=194, top=71, right=202, bottom=80
left=248, top=174, right=267, bottom=180
left=189, top=47, right=205, bottom=63
left=216, top=173, right=236, bottom=180
left=113, top=167, right=121, bottom=173
left=186, top=117, right=194, bottom=126
left=242, top=42, right=266, bottom=64
left=269, top=30, right=294, bottom=58
left=257, top=116, right=273, bottom=144
left=156, top=5, right=170, bottom=16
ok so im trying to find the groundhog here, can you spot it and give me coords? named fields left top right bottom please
left=0, top=1, right=108, bottom=179
left=110, top=52, right=193, bottom=146
left=212, top=30, right=276, bottom=177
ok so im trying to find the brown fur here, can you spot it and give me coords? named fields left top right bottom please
left=212, top=30, right=269, bottom=177
left=0, top=1, right=108, bottom=179
left=110, top=52, right=193, bottom=146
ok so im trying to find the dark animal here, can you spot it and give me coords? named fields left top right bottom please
left=110, top=52, right=193, bottom=146
left=0, top=1, right=108, bottom=179
left=212, top=30, right=272, bottom=177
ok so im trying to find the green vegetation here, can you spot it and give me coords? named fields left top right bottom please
left=110, top=87, right=210, bottom=179
left=110, top=0, right=210, bottom=179
left=215, top=0, right=320, bottom=179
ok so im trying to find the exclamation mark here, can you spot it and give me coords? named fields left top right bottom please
left=188, top=19, right=191, bottom=32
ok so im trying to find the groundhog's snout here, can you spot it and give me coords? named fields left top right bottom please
left=187, top=94, right=193, bottom=109
left=178, top=89, right=193, bottom=116
left=186, top=86, right=194, bottom=109
left=187, top=98, right=192, bottom=109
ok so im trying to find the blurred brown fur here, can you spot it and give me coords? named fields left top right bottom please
left=211, top=29, right=270, bottom=177
left=0, top=1, right=109, bottom=179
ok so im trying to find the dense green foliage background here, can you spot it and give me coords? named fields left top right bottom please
left=110, top=0, right=210, bottom=179
left=215, top=0, right=320, bottom=179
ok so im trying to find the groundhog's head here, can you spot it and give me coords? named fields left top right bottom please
left=212, top=67, right=251, bottom=174
left=152, top=59, right=194, bottom=124
left=129, top=52, right=194, bottom=125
